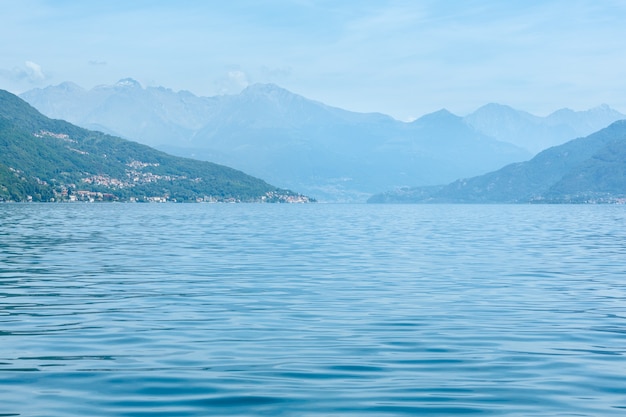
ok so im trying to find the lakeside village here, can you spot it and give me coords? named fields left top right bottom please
left=12, top=173, right=311, bottom=203
left=44, top=191, right=310, bottom=203
left=5, top=157, right=311, bottom=203
left=4, top=190, right=311, bottom=203
left=48, top=170, right=310, bottom=202
left=46, top=186, right=311, bottom=203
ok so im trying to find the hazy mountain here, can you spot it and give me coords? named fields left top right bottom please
left=20, top=78, right=220, bottom=147
left=0, top=89, right=309, bottom=203
left=368, top=120, right=626, bottom=204
left=180, top=85, right=534, bottom=200
left=465, top=103, right=625, bottom=154
left=21, top=80, right=531, bottom=201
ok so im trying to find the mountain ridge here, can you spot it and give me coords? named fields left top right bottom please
left=465, top=102, right=625, bottom=153
left=368, top=120, right=626, bottom=204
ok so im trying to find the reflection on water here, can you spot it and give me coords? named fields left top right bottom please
left=1, top=204, right=626, bottom=416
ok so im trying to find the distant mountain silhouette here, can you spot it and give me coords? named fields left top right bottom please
left=465, top=103, right=625, bottom=154
left=22, top=80, right=531, bottom=201
left=368, top=120, right=626, bottom=204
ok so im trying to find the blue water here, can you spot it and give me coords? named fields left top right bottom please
left=1, top=203, right=625, bottom=416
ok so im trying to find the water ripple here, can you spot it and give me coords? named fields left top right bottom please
left=1, top=204, right=626, bottom=416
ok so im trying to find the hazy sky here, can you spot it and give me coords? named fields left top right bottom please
left=2, top=0, right=626, bottom=121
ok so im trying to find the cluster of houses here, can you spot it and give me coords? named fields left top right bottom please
left=262, top=191, right=313, bottom=203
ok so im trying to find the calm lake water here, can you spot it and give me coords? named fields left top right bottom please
left=1, top=203, right=625, bottom=416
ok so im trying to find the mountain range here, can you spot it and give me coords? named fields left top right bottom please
left=0, top=89, right=310, bottom=203
left=368, top=120, right=626, bottom=204
left=24, top=80, right=623, bottom=157
left=20, top=79, right=626, bottom=202
left=16, top=80, right=531, bottom=201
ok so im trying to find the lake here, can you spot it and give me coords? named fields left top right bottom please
left=1, top=203, right=625, bottom=416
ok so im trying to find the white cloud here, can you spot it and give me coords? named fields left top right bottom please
left=0, top=61, right=48, bottom=89
left=228, top=70, right=248, bottom=87
left=24, top=61, right=46, bottom=81
left=214, top=70, right=250, bottom=94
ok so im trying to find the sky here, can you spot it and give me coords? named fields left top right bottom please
left=2, top=0, right=626, bottom=121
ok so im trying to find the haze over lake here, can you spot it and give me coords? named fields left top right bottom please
left=1, top=203, right=625, bottom=416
